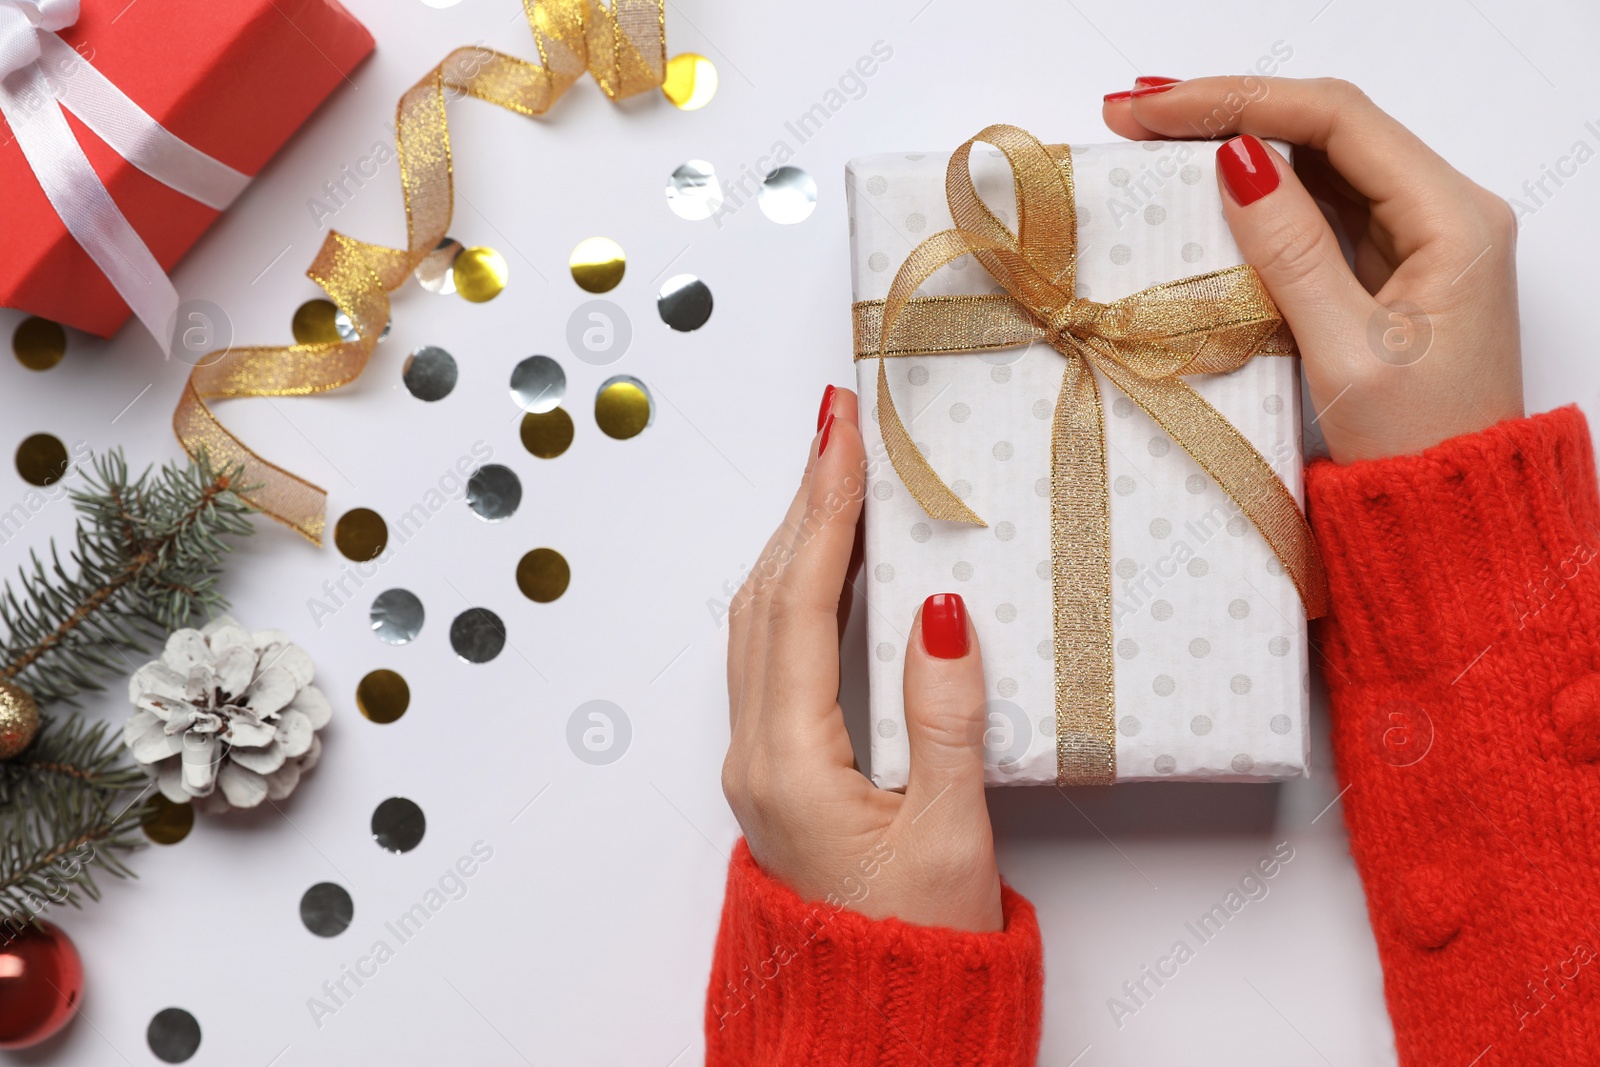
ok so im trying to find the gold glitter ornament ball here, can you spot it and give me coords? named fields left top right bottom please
left=0, top=681, right=40, bottom=759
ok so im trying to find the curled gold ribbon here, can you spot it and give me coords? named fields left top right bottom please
left=173, top=0, right=667, bottom=544
left=853, top=125, right=1329, bottom=785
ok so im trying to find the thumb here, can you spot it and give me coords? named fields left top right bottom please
left=901, top=593, right=990, bottom=823
left=1215, top=135, right=1374, bottom=365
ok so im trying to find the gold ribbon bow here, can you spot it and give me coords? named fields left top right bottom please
left=173, top=0, right=667, bottom=544
left=852, top=124, right=1329, bottom=785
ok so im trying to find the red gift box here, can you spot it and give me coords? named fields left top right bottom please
left=0, top=0, right=373, bottom=339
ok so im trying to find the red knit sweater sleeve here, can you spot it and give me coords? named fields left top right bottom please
left=704, top=840, right=1043, bottom=1066
left=1308, top=405, right=1600, bottom=1065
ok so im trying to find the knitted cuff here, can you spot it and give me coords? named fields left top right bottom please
left=1306, top=406, right=1600, bottom=684
left=705, top=840, right=1043, bottom=1067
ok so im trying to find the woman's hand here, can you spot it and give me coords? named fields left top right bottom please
left=722, top=386, right=1004, bottom=933
left=1104, top=76, right=1524, bottom=463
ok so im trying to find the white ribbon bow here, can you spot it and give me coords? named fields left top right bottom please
left=0, top=0, right=249, bottom=348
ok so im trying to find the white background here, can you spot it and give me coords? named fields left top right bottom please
left=3, top=0, right=1599, bottom=1064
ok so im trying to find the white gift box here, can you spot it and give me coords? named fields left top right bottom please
left=848, top=139, right=1312, bottom=787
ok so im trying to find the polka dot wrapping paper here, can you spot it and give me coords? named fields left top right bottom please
left=848, top=140, right=1312, bottom=786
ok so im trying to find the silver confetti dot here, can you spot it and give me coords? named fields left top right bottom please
left=1153, top=675, right=1176, bottom=696
left=466, top=464, right=521, bottom=522
left=1114, top=475, right=1137, bottom=496
left=995, top=521, right=1016, bottom=542
left=1119, top=715, right=1142, bottom=736
left=1151, top=599, right=1174, bottom=621
left=1231, top=753, right=1256, bottom=774
left=993, top=441, right=1014, bottom=460
left=1185, top=473, right=1208, bottom=494
left=414, top=236, right=463, bottom=294
left=1150, top=518, right=1172, bottom=539
left=1117, top=638, right=1139, bottom=659
left=147, top=1008, right=202, bottom=1064
left=1191, top=715, right=1213, bottom=736
left=1269, top=636, right=1291, bottom=657
left=666, top=160, right=724, bottom=221
left=907, top=365, right=929, bottom=386
left=868, top=251, right=890, bottom=272
left=300, top=882, right=354, bottom=938
left=1190, top=637, right=1211, bottom=658
left=1154, top=754, right=1177, bottom=774
left=1229, top=598, right=1251, bottom=619
left=953, top=561, right=974, bottom=581
left=950, top=402, right=971, bottom=423
left=910, top=522, right=932, bottom=543
left=874, top=563, right=895, bottom=582
left=1270, top=713, right=1293, bottom=735
left=1144, top=204, right=1167, bottom=225
left=1148, top=437, right=1170, bottom=457
left=403, top=346, right=458, bottom=401
left=334, top=308, right=390, bottom=344
left=1113, top=397, right=1135, bottom=418
left=1231, top=674, right=1253, bottom=694
left=510, top=355, right=567, bottom=413
left=865, top=174, right=888, bottom=195
left=370, top=588, right=425, bottom=644
left=996, top=603, right=1017, bottom=623
left=1110, top=244, right=1133, bottom=265
left=759, top=166, right=818, bottom=224
left=657, top=274, right=713, bottom=332
left=1187, top=558, right=1210, bottom=577
left=371, top=796, right=426, bottom=852
left=997, top=677, right=1019, bottom=697
left=1115, top=557, right=1138, bottom=579
left=450, top=608, right=506, bottom=664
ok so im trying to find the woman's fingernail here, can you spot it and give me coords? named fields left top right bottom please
left=921, top=593, right=969, bottom=659
left=1217, top=134, right=1279, bottom=206
left=1134, top=76, right=1181, bottom=88
left=818, top=411, right=836, bottom=456
left=816, top=384, right=836, bottom=431
left=1103, top=89, right=1134, bottom=103
left=1130, top=82, right=1176, bottom=99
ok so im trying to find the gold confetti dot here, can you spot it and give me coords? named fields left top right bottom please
left=570, top=237, right=625, bottom=293
left=334, top=508, right=388, bottom=561
left=15, top=433, right=68, bottom=486
left=595, top=376, right=652, bottom=440
left=12, top=317, right=65, bottom=371
left=454, top=246, right=509, bottom=303
left=662, top=52, right=718, bottom=111
left=143, top=795, right=194, bottom=845
left=517, top=548, right=570, bottom=603
left=521, top=408, right=574, bottom=459
left=357, top=669, right=410, bottom=724
left=292, top=299, right=342, bottom=345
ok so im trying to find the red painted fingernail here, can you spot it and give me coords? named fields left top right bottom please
left=1217, top=134, right=1279, bottom=206
left=1135, top=76, right=1181, bottom=88
left=1130, top=83, right=1176, bottom=99
left=921, top=593, right=969, bottom=659
left=817, top=411, right=835, bottom=456
left=1103, top=89, right=1134, bottom=103
left=816, top=384, right=836, bottom=431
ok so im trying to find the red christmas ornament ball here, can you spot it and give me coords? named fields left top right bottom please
left=0, top=921, right=82, bottom=1049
